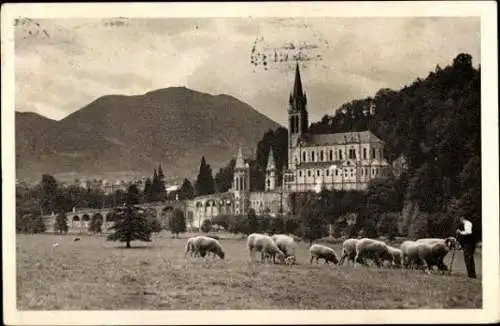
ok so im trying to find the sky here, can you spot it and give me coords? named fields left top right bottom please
left=15, top=17, right=481, bottom=126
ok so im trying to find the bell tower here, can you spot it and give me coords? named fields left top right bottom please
left=288, top=62, right=308, bottom=168
left=265, top=147, right=276, bottom=191
left=232, top=147, right=250, bottom=215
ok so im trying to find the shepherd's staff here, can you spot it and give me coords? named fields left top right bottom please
left=448, top=241, right=458, bottom=276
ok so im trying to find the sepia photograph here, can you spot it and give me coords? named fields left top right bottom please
left=2, top=1, right=499, bottom=325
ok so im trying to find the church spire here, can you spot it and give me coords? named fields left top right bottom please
left=293, top=62, right=304, bottom=99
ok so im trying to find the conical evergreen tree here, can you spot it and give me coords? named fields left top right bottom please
left=106, top=205, right=153, bottom=248
left=195, top=156, right=216, bottom=196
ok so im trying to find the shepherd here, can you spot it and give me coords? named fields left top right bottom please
left=456, top=216, right=477, bottom=279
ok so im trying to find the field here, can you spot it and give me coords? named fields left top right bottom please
left=16, top=233, right=482, bottom=310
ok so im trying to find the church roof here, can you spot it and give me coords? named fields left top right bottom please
left=300, top=130, right=384, bottom=147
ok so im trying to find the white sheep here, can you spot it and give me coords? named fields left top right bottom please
left=416, top=237, right=458, bottom=273
left=354, top=238, right=393, bottom=268
left=188, top=236, right=225, bottom=259
left=247, top=233, right=285, bottom=264
left=184, top=237, right=198, bottom=257
left=387, top=245, right=403, bottom=268
left=309, top=244, right=339, bottom=265
left=400, top=240, right=424, bottom=269
left=271, top=234, right=297, bottom=258
left=338, top=238, right=359, bottom=266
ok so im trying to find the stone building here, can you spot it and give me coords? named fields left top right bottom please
left=182, top=63, right=393, bottom=227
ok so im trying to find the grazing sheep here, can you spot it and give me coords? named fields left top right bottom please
left=416, top=237, right=457, bottom=273
left=247, top=233, right=285, bottom=264
left=195, top=236, right=225, bottom=259
left=354, top=238, right=393, bottom=268
left=184, top=237, right=198, bottom=257
left=52, top=242, right=59, bottom=248
left=387, top=245, right=403, bottom=268
left=400, top=240, right=424, bottom=269
left=271, top=234, right=297, bottom=258
left=309, top=244, right=339, bottom=265
left=338, top=238, right=359, bottom=265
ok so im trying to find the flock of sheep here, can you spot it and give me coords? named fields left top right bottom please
left=185, top=233, right=460, bottom=274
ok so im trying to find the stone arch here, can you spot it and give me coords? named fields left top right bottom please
left=72, top=215, right=80, bottom=221
left=82, top=214, right=90, bottom=222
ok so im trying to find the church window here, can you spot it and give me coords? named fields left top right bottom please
left=326, top=169, right=330, bottom=176
left=338, top=149, right=343, bottom=160
left=311, top=151, right=315, bottom=162
left=371, top=148, right=376, bottom=159
left=299, top=170, right=302, bottom=177
left=351, top=169, right=354, bottom=177
left=329, top=150, right=333, bottom=161
left=316, top=170, right=320, bottom=176
left=372, top=168, right=375, bottom=175
left=308, top=170, right=311, bottom=177
left=363, top=148, right=367, bottom=159
left=335, top=169, right=339, bottom=176
left=302, top=152, right=306, bottom=162
left=267, top=180, right=270, bottom=188
left=320, top=150, right=324, bottom=161
left=349, top=149, right=356, bottom=159
left=379, top=149, right=383, bottom=159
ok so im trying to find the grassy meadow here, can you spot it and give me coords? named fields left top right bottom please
left=16, top=232, right=482, bottom=310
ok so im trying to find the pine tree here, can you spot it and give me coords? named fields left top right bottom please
left=143, top=178, right=153, bottom=202
left=158, top=164, right=165, bottom=180
left=54, top=212, right=68, bottom=234
left=168, top=208, right=186, bottom=236
left=89, top=213, right=103, bottom=234
left=247, top=208, right=258, bottom=234
left=106, top=205, right=153, bottom=248
left=195, top=156, right=216, bottom=196
left=126, top=184, right=140, bottom=206
left=178, top=178, right=195, bottom=200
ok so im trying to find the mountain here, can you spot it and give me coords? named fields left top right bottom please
left=15, top=87, right=281, bottom=183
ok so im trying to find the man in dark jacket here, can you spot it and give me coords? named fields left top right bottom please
left=456, top=216, right=477, bottom=279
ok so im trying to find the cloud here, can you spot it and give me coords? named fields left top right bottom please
left=15, top=17, right=480, bottom=125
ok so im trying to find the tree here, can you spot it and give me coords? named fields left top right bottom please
left=214, top=159, right=236, bottom=193
left=54, top=212, right=68, bottom=234
left=200, top=219, right=212, bottom=233
left=178, top=178, right=195, bottom=200
left=150, top=218, right=163, bottom=234
left=106, top=205, right=153, bottom=248
left=271, top=215, right=285, bottom=234
left=151, top=168, right=167, bottom=202
left=125, top=184, right=140, bottom=206
left=284, top=217, right=301, bottom=235
left=168, top=208, right=186, bottom=236
left=247, top=208, right=258, bottom=234
left=40, top=174, right=58, bottom=215
left=301, top=194, right=329, bottom=245
left=158, top=164, right=165, bottom=180
left=143, top=178, right=153, bottom=203
left=195, top=156, right=216, bottom=196
left=89, top=213, right=103, bottom=234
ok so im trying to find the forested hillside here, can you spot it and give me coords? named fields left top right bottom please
left=307, top=53, right=481, bottom=239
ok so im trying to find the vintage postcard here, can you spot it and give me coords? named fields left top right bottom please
left=2, top=1, right=499, bottom=325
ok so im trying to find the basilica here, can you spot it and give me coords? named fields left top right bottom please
left=184, top=63, right=393, bottom=228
